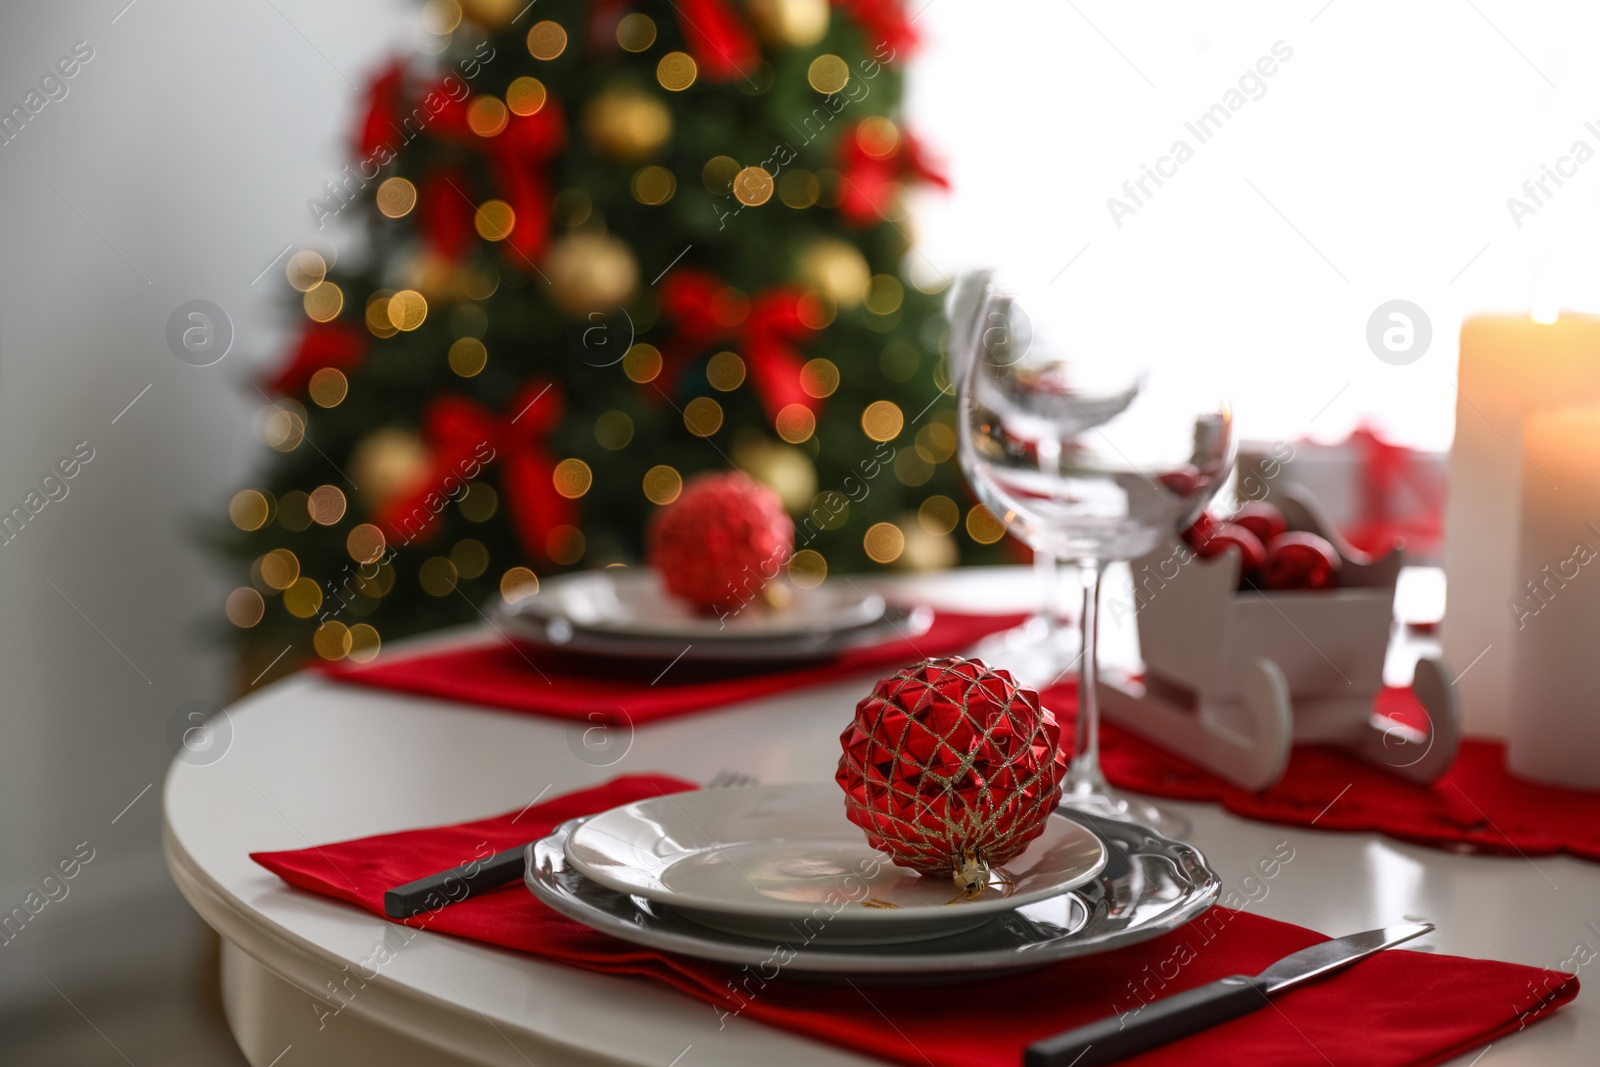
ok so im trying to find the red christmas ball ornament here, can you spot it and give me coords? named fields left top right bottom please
left=836, top=657, right=1067, bottom=896
left=1181, top=512, right=1218, bottom=552
left=1194, top=521, right=1267, bottom=580
left=1263, top=532, right=1342, bottom=590
left=1232, top=501, right=1288, bottom=546
left=647, top=471, right=794, bottom=612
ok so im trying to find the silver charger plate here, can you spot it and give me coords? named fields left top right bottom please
left=496, top=572, right=931, bottom=663
left=525, top=808, right=1220, bottom=982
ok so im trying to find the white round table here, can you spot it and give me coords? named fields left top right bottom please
left=163, top=568, right=1594, bottom=1066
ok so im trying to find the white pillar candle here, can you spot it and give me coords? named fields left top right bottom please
left=1442, top=314, right=1600, bottom=736
left=1508, top=407, right=1600, bottom=788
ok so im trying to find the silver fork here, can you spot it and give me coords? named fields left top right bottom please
left=384, top=771, right=759, bottom=918
left=705, top=770, right=759, bottom=789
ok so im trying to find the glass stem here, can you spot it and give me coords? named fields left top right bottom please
left=1067, top=561, right=1109, bottom=799
left=1035, top=551, right=1064, bottom=634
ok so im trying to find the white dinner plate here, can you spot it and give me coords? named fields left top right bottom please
left=564, top=783, right=1107, bottom=945
left=504, top=570, right=886, bottom=641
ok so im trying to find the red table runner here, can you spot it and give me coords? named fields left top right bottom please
left=321, top=609, right=1025, bottom=727
left=1042, top=683, right=1600, bottom=863
left=255, top=775, right=1578, bottom=1067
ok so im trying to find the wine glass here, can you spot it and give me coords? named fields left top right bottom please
left=956, top=282, right=1234, bottom=835
left=945, top=272, right=1078, bottom=685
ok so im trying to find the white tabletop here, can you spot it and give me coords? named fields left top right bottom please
left=163, top=567, right=1592, bottom=1066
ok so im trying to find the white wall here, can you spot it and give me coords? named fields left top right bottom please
left=911, top=0, right=1600, bottom=451
left=0, top=0, right=410, bottom=1007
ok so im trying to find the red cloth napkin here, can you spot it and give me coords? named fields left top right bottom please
left=254, top=775, right=1578, bottom=1067
left=320, top=610, right=1025, bottom=726
left=1047, top=682, right=1600, bottom=863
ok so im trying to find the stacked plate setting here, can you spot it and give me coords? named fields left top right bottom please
left=525, top=783, right=1221, bottom=982
left=495, top=571, right=932, bottom=662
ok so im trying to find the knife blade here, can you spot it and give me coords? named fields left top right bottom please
left=1022, top=921, right=1434, bottom=1066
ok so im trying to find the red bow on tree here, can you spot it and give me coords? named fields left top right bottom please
left=835, top=121, right=949, bottom=227
left=417, top=166, right=478, bottom=263
left=487, top=105, right=565, bottom=263
left=266, top=321, right=368, bottom=395
left=830, top=0, right=919, bottom=57
left=375, top=382, right=572, bottom=564
left=672, top=0, right=758, bottom=82
left=355, top=57, right=407, bottom=159
left=659, top=270, right=819, bottom=422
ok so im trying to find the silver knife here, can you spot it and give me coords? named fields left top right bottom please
left=1023, top=921, right=1434, bottom=1066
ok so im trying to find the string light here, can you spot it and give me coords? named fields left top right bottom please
left=642, top=465, right=682, bottom=504
left=419, top=556, right=459, bottom=596
left=684, top=397, right=724, bottom=437
left=631, top=165, right=676, bottom=205
left=553, top=458, right=593, bottom=498
left=807, top=54, right=849, bottom=93
left=347, top=623, right=381, bottom=663
left=314, top=621, right=353, bottom=661
left=918, top=495, right=959, bottom=536
left=966, top=504, right=1007, bottom=544
left=225, top=587, right=265, bottom=628
left=776, top=404, right=815, bottom=444
left=506, top=76, right=547, bottom=116
left=527, top=20, right=567, bottom=59
left=702, top=156, right=739, bottom=195
left=449, top=337, right=488, bottom=377
left=706, top=351, right=745, bottom=391
left=787, top=549, right=827, bottom=588
left=474, top=200, right=515, bottom=241
left=229, top=490, right=271, bottom=531
left=303, top=282, right=344, bottom=322
left=617, top=12, right=656, bottom=51
left=500, top=567, right=539, bottom=603
left=623, top=343, right=662, bottom=383
left=284, top=576, right=323, bottom=617
left=800, top=358, right=839, bottom=398
left=308, top=485, right=347, bottom=525
left=377, top=177, right=417, bottom=217
left=388, top=290, right=428, bottom=331
left=733, top=166, right=774, bottom=206
left=308, top=368, right=348, bottom=408
left=657, top=51, right=697, bottom=91
left=285, top=250, right=327, bottom=292
left=346, top=524, right=386, bottom=564
left=460, top=483, right=498, bottom=522
left=864, top=522, right=905, bottom=564
left=467, top=96, right=509, bottom=137
left=861, top=400, right=904, bottom=442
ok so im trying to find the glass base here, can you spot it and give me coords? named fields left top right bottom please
left=1059, top=786, right=1191, bottom=840
left=969, top=615, right=1083, bottom=690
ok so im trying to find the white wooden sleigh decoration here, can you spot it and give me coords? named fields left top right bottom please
left=1099, top=490, right=1461, bottom=792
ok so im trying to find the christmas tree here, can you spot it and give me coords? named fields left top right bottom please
left=219, top=0, right=1007, bottom=679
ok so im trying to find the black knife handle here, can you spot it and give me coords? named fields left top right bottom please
left=1023, top=975, right=1269, bottom=1066
left=383, top=845, right=528, bottom=919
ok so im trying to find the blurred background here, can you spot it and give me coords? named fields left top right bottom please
left=1, top=0, right=1594, bottom=1060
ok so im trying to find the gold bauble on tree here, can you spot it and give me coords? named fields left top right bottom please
left=745, top=0, right=829, bottom=46
left=735, top=437, right=817, bottom=511
left=350, top=428, right=431, bottom=511
left=582, top=85, right=673, bottom=161
left=796, top=236, right=871, bottom=307
left=457, top=0, right=520, bottom=27
left=545, top=231, right=640, bottom=315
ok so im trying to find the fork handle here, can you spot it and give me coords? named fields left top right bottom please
left=383, top=845, right=528, bottom=919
